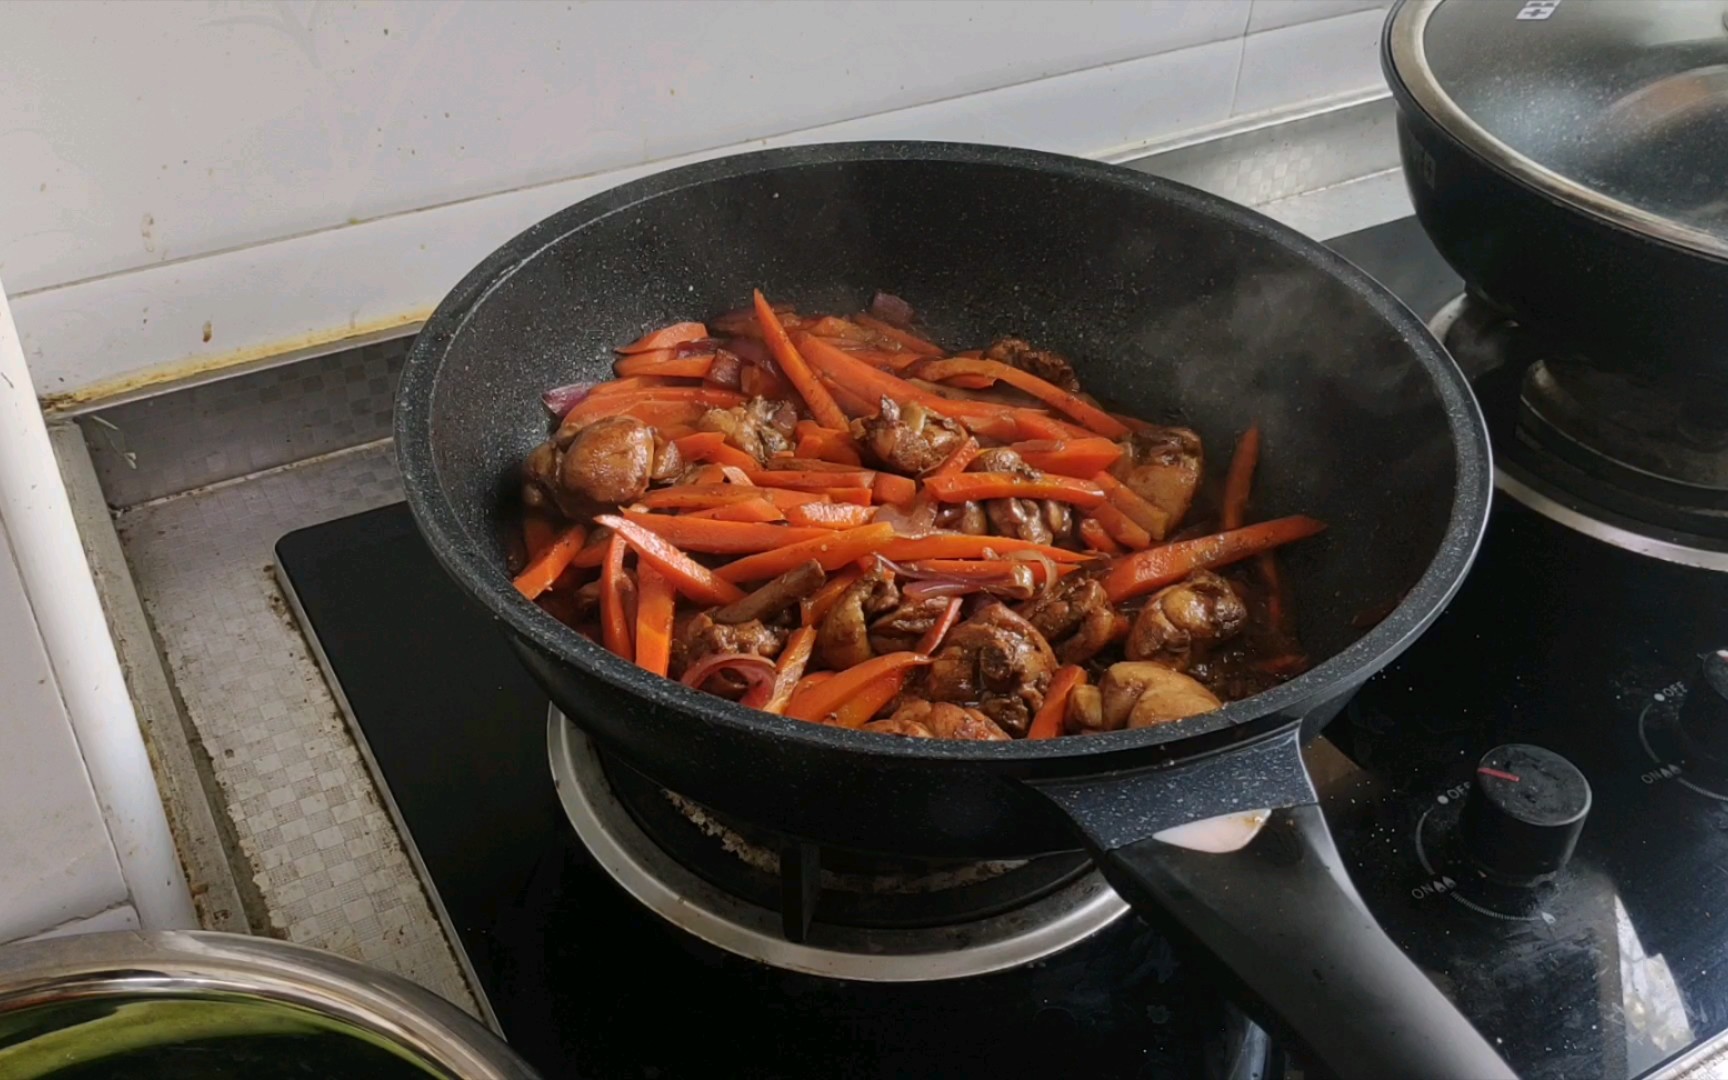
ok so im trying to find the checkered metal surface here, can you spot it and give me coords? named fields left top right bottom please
left=113, top=442, right=475, bottom=1012
left=81, top=338, right=409, bottom=509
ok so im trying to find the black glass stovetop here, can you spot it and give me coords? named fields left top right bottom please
left=276, top=217, right=1728, bottom=1080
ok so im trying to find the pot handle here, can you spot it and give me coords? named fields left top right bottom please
left=1033, top=730, right=1513, bottom=1080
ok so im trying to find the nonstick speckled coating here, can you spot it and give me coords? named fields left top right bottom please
left=396, top=142, right=1489, bottom=857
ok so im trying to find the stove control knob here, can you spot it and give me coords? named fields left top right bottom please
left=1459, top=744, right=1590, bottom=886
left=1679, top=650, right=1728, bottom=768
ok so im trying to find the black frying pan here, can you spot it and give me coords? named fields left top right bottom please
left=395, top=143, right=1507, bottom=1079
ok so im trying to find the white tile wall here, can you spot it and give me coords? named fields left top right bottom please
left=0, top=520, right=130, bottom=944
left=4, top=0, right=1395, bottom=402
left=1234, top=6, right=1391, bottom=117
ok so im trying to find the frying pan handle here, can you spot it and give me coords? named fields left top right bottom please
left=1099, top=803, right=1513, bottom=1079
left=1034, top=731, right=1513, bottom=1080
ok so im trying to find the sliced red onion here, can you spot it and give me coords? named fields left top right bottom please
left=868, top=291, right=915, bottom=327
left=723, top=336, right=777, bottom=375
left=671, top=337, right=723, bottom=358
left=542, top=380, right=597, bottom=415
left=904, top=579, right=985, bottom=600
left=706, top=350, right=743, bottom=389
left=680, top=652, right=777, bottom=692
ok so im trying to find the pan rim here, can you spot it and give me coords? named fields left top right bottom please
left=394, top=139, right=1492, bottom=765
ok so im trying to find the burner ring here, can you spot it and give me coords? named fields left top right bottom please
left=1431, top=294, right=1728, bottom=570
left=547, top=710, right=1129, bottom=981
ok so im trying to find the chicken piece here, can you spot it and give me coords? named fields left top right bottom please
left=1097, top=662, right=1221, bottom=730
left=1019, top=572, right=1120, bottom=665
left=867, top=594, right=956, bottom=655
left=926, top=603, right=1057, bottom=737
left=970, top=447, right=1037, bottom=476
left=697, top=396, right=798, bottom=463
left=1066, top=684, right=1110, bottom=735
left=1113, top=426, right=1202, bottom=529
left=670, top=612, right=787, bottom=695
left=711, top=560, right=825, bottom=626
left=934, top=500, right=989, bottom=535
left=854, top=397, right=968, bottom=475
left=985, top=497, right=1054, bottom=546
left=1126, top=571, right=1248, bottom=671
left=860, top=716, right=935, bottom=739
left=983, top=338, right=1081, bottom=392
left=524, top=417, right=680, bottom=516
left=817, top=566, right=901, bottom=670
left=886, top=699, right=1011, bottom=741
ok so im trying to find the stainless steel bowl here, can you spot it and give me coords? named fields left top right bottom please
left=0, top=931, right=536, bottom=1079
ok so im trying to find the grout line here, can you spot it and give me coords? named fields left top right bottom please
left=117, top=436, right=395, bottom=516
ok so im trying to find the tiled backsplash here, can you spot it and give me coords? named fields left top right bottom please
left=8, top=0, right=1390, bottom=407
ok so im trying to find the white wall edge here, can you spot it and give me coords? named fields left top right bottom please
left=16, top=29, right=1390, bottom=412
left=0, top=279, right=196, bottom=930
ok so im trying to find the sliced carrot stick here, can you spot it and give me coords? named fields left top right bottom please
left=617, top=321, right=709, bottom=353
left=638, top=484, right=828, bottom=511
left=569, top=528, right=613, bottom=569
left=618, top=512, right=830, bottom=554
left=1078, top=517, right=1124, bottom=554
left=797, top=334, right=1001, bottom=424
left=815, top=369, right=881, bottom=418
left=599, top=533, right=633, bottom=658
left=873, top=472, right=918, bottom=507
left=673, top=431, right=759, bottom=470
left=785, top=670, right=839, bottom=717
left=802, top=566, right=863, bottom=626
left=820, top=486, right=875, bottom=506
left=1223, top=424, right=1261, bottom=531
left=741, top=626, right=817, bottom=714
left=585, top=376, right=693, bottom=397
left=785, top=651, right=934, bottom=724
left=684, top=498, right=785, bottom=523
left=1101, top=516, right=1326, bottom=603
left=929, top=436, right=980, bottom=477
left=1028, top=666, right=1086, bottom=739
left=741, top=468, right=877, bottom=491
left=854, top=313, right=945, bottom=357
left=563, top=385, right=745, bottom=419
left=754, top=290, right=850, bottom=430
left=913, top=358, right=1127, bottom=438
left=1088, top=499, right=1153, bottom=550
left=513, top=524, right=588, bottom=600
left=792, top=423, right=863, bottom=465
left=879, top=534, right=1091, bottom=564
left=1093, top=472, right=1172, bottom=542
left=915, top=596, right=965, bottom=655
left=760, top=457, right=868, bottom=474
left=614, top=351, right=716, bottom=379
left=633, top=565, right=676, bottom=676
left=522, top=514, right=558, bottom=561
left=1012, top=438, right=1124, bottom=478
left=828, top=669, right=916, bottom=729
left=923, top=472, right=1106, bottom=508
left=784, top=502, right=876, bottom=529
left=593, top=515, right=746, bottom=605
left=803, top=315, right=873, bottom=341
left=717, top=522, right=896, bottom=583
left=1011, top=410, right=1093, bottom=441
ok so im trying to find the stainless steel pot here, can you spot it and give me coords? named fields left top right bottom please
left=0, top=931, right=536, bottom=1079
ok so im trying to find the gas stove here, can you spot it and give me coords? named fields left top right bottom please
left=276, top=216, right=1728, bottom=1079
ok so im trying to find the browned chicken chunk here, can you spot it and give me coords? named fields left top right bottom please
left=854, top=397, right=967, bottom=475
left=1113, top=426, right=1202, bottom=532
left=859, top=716, right=934, bottom=738
left=934, top=500, right=989, bottom=535
left=671, top=612, right=787, bottom=694
left=524, top=416, right=680, bottom=515
left=883, top=699, right=1010, bottom=741
left=926, top=603, right=1057, bottom=736
left=983, top=337, right=1081, bottom=392
left=1019, top=572, right=1120, bottom=665
left=1126, top=571, right=1248, bottom=670
left=1078, top=662, right=1222, bottom=731
left=866, top=594, right=955, bottom=655
left=817, top=565, right=901, bottom=670
left=697, top=396, right=799, bottom=463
